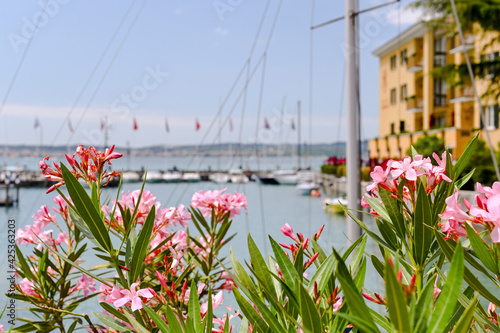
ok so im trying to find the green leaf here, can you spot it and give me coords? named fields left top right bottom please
left=334, top=313, right=381, bottom=333
left=435, top=231, right=500, bottom=306
left=346, top=208, right=396, bottom=252
left=94, top=312, right=133, bottom=333
left=307, top=252, right=336, bottom=295
left=453, top=295, right=478, bottom=333
left=187, top=282, right=202, bottom=333
left=269, top=236, right=300, bottom=293
left=60, top=163, right=112, bottom=252
left=455, top=169, right=474, bottom=190
left=364, top=194, right=392, bottom=225
left=385, top=262, right=411, bottom=333
left=413, top=276, right=435, bottom=332
left=334, top=250, right=379, bottom=332
left=143, top=305, right=171, bottom=333
left=465, top=223, right=498, bottom=275
left=233, top=287, right=270, bottom=333
left=248, top=234, right=276, bottom=297
left=379, top=187, right=406, bottom=240
left=122, top=311, right=150, bottom=333
left=426, top=244, right=464, bottom=333
left=353, top=259, right=367, bottom=291
left=299, top=283, right=322, bottom=333
left=230, top=248, right=259, bottom=296
left=413, top=182, right=433, bottom=266
left=165, top=305, right=184, bottom=333
left=453, top=133, right=478, bottom=177
left=348, top=235, right=367, bottom=273
left=238, top=318, right=249, bottom=333
left=128, top=207, right=155, bottom=283
left=15, top=245, right=36, bottom=281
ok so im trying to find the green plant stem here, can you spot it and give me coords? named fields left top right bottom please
left=416, top=266, right=424, bottom=296
left=28, top=301, right=99, bottom=333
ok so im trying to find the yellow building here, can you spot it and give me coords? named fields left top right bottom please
left=369, top=21, right=500, bottom=162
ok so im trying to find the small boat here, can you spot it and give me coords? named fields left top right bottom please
left=209, top=173, right=230, bottom=184
left=122, top=171, right=141, bottom=183
left=296, top=180, right=320, bottom=195
left=322, top=196, right=348, bottom=214
left=229, top=168, right=249, bottom=184
left=143, top=170, right=163, bottom=183
left=162, top=171, right=182, bottom=183
left=182, top=172, right=201, bottom=183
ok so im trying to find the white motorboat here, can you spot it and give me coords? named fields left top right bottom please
left=182, top=172, right=201, bottom=183
left=322, top=196, right=348, bottom=214
left=143, top=170, right=163, bottom=183
left=209, top=173, right=230, bottom=184
left=162, top=171, right=182, bottom=183
left=229, top=169, right=249, bottom=183
left=122, top=171, right=141, bottom=183
left=296, top=180, right=320, bottom=195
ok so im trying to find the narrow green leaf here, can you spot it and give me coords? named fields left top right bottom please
left=61, top=163, right=112, bottom=252
left=364, top=194, right=392, bottom=225
left=348, top=235, right=367, bottom=273
left=307, top=252, right=336, bottom=295
left=69, top=208, right=103, bottom=251
left=238, top=318, right=249, bottom=333
left=455, top=169, right=474, bottom=190
left=165, top=305, right=183, bottom=333
left=188, top=282, right=202, bottom=333
left=413, top=276, right=435, bottom=332
left=353, top=259, right=367, bottom=291
left=248, top=234, right=276, bottom=297
left=128, top=207, right=155, bottom=282
left=270, top=236, right=300, bottom=292
left=453, top=133, right=478, bottom=177
left=454, top=295, right=478, bottom=333
left=379, top=187, right=406, bottom=240
left=334, top=250, right=379, bottom=332
left=143, top=305, right=171, bottom=333
left=299, top=283, right=322, bottom=333
left=465, top=223, right=498, bottom=275
left=334, top=313, right=381, bottom=333
left=413, top=182, right=433, bottom=266
left=122, top=311, right=150, bottom=333
left=385, top=262, right=411, bottom=333
left=94, top=313, right=133, bottom=333
left=230, top=248, right=259, bottom=296
left=426, top=245, right=464, bottom=333
left=233, top=287, right=270, bottom=333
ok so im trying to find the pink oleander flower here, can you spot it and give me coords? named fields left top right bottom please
left=200, top=291, right=224, bottom=315
left=162, top=204, right=191, bottom=227
left=332, top=297, right=343, bottom=312
left=32, top=205, right=56, bottom=228
left=75, top=274, right=97, bottom=297
left=20, top=278, right=39, bottom=297
left=183, top=283, right=205, bottom=303
left=213, top=310, right=240, bottom=333
left=191, top=188, right=247, bottom=219
left=56, top=231, right=70, bottom=246
left=434, top=275, right=441, bottom=299
left=281, top=223, right=299, bottom=242
left=112, top=281, right=154, bottom=311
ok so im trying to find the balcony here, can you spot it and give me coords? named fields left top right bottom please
left=407, top=54, right=423, bottom=73
left=406, top=97, right=423, bottom=113
left=449, top=34, right=475, bottom=54
left=450, top=86, right=474, bottom=103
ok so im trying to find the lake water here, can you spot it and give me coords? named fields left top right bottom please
left=0, top=156, right=383, bottom=329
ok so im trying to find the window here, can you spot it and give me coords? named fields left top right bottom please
left=390, top=55, right=397, bottom=70
left=480, top=52, right=500, bottom=78
left=390, top=123, right=395, bottom=134
left=390, top=88, right=397, bottom=105
left=400, top=84, right=407, bottom=101
left=484, top=104, right=499, bottom=130
left=434, top=79, right=446, bottom=106
left=434, top=115, right=446, bottom=128
left=400, top=121, right=405, bottom=132
left=400, top=49, right=407, bottom=65
left=434, top=37, right=447, bottom=67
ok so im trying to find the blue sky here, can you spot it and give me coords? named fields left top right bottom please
left=0, top=0, right=420, bottom=148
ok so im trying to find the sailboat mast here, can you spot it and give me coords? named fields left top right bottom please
left=297, top=100, right=301, bottom=170
left=346, top=0, right=362, bottom=242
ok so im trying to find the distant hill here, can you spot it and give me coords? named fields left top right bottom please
left=2, top=141, right=369, bottom=159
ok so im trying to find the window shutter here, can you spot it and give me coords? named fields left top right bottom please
left=495, top=104, right=499, bottom=129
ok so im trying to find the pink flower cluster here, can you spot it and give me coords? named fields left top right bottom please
left=16, top=197, right=70, bottom=249
left=439, top=182, right=500, bottom=242
left=191, top=188, right=247, bottom=219
left=366, top=153, right=451, bottom=195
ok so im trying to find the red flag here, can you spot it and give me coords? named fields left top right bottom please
left=229, top=117, right=233, bottom=132
left=196, top=118, right=201, bottom=131
left=133, top=117, right=138, bottom=131
left=264, top=118, right=270, bottom=130
left=101, top=119, right=105, bottom=131
left=68, top=118, right=74, bottom=133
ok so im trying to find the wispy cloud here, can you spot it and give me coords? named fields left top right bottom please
left=384, top=5, right=422, bottom=26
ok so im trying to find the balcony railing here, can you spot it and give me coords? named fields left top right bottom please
left=407, top=54, right=423, bottom=73
left=450, top=86, right=474, bottom=103
left=406, top=98, right=423, bottom=112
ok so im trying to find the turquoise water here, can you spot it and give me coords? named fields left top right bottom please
left=0, top=158, right=383, bottom=329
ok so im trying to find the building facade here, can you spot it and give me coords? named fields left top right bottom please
left=369, top=21, right=500, bottom=161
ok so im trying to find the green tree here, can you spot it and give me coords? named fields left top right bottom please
left=406, top=134, right=445, bottom=160
left=460, top=138, right=500, bottom=188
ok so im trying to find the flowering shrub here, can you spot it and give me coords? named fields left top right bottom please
left=10, top=136, right=500, bottom=332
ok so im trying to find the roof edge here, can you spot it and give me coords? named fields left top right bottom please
left=372, top=21, right=428, bottom=57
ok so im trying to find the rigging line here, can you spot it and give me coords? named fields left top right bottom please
left=0, top=0, right=50, bottom=115
left=449, top=0, right=500, bottom=181
left=169, top=0, right=284, bottom=206
left=254, top=53, right=269, bottom=255
left=335, top=65, right=346, bottom=157
left=308, top=0, right=315, bottom=169
left=66, top=0, right=149, bottom=144
left=49, top=0, right=140, bottom=146
left=171, top=53, right=267, bottom=206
